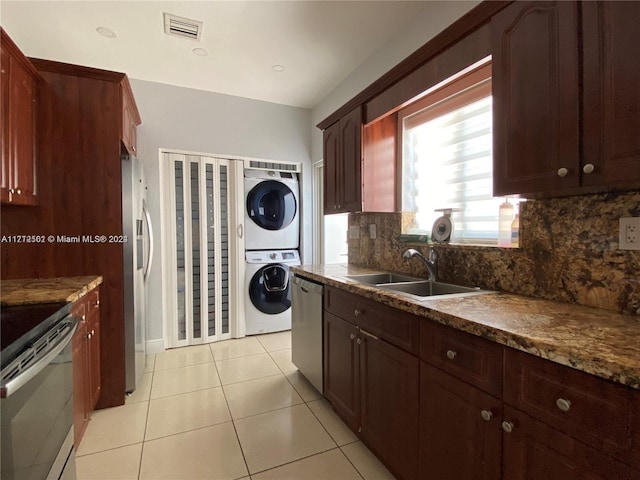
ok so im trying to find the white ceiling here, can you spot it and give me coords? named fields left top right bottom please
left=1, top=1, right=465, bottom=109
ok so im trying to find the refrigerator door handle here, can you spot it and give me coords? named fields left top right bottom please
left=142, top=199, right=154, bottom=281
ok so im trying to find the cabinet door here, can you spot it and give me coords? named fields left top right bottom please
left=502, top=406, right=639, bottom=480
left=492, top=1, right=580, bottom=197
left=72, top=310, right=88, bottom=448
left=323, top=312, right=360, bottom=430
left=87, top=300, right=101, bottom=410
left=582, top=1, right=640, bottom=188
left=323, top=121, right=340, bottom=214
left=1, top=43, right=10, bottom=204
left=8, top=54, right=37, bottom=205
left=420, top=363, right=502, bottom=480
left=339, top=106, right=362, bottom=212
left=360, top=331, right=419, bottom=480
left=122, top=90, right=137, bottom=156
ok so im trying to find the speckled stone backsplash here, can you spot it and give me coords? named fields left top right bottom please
left=348, top=191, right=640, bottom=316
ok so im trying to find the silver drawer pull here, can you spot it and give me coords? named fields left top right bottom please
left=359, top=329, right=379, bottom=341
left=501, top=421, right=514, bottom=433
left=356, top=338, right=361, bottom=345
left=556, top=398, right=571, bottom=412
left=349, top=333, right=356, bottom=341
left=481, top=410, right=492, bottom=422
left=354, top=309, right=362, bottom=317
left=446, top=350, right=457, bottom=360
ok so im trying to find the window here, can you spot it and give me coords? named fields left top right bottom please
left=400, top=59, right=511, bottom=244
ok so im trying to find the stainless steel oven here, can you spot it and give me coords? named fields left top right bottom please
left=1, top=302, right=78, bottom=480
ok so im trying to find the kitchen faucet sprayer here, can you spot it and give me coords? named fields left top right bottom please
left=403, top=248, right=438, bottom=282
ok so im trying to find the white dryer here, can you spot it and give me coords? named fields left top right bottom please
left=244, top=169, right=299, bottom=250
left=244, top=250, right=300, bottom=335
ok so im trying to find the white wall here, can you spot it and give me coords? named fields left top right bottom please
left=310, top=1, right=480, bottom=162
left=129, top=79, right=311, bottom=344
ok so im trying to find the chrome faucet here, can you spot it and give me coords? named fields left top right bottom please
left=403, top=248, right=438, bottom=282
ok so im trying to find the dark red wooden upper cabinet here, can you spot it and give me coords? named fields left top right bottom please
left=581, top=1, right=640, bottom=189
left=491, top=1, right=580, bottom=197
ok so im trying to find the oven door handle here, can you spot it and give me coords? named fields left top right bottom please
left=0, top=317, right=79, bottom=398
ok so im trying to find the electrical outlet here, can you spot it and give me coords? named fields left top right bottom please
left=369, top=224, right=377, bottom=239
left=348, top=225, right=360, bottom=240
left=619, top=217, right=640, bottom=250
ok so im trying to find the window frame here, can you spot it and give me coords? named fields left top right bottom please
left=396, top=59, right=495, bottom=244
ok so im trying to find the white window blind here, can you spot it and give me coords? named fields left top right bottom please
left=400, top=61, right=507, bottom=244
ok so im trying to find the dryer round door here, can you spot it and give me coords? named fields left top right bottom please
left=249, top=264, right=291, bottom=314
left=246, top=180, right=297, bottom=231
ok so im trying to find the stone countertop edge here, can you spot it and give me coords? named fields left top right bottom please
left=1, top=276, right=104, bottom=306
left=291, top=264, right=640, bottom=391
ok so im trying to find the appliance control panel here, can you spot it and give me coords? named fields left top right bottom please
left=246, top=250, right=300, bottom=264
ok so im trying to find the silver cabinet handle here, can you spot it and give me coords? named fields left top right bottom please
left=8, top=188, right=14, bottom=194
left=481, top=410, right=493, bottom=422
left=501, top=421, right=514, bottom=433
left=557, top=167, right=569, bottom=177
left=95, top=300, right=100, bottom=306
left=15, top=188, right=21, bottom=195
left=87, top=332, right=92, bottom=339
left=356, top=338, right=361, bottom=345
left=582, top=163, right=595, bottom=174
left=556, top=398, right=571, bottom=412
left=82, top=314, right=86, bottom=321
left=350, top=333, right=356, bottom=340
left=446, top=350, right=457, bottom=360
left=359, top=329, right=379, bottom=341
left=354, top=309, right=361, bottom=317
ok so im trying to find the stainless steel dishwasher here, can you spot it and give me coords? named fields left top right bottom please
left=291, top=275, right=324, bottom=394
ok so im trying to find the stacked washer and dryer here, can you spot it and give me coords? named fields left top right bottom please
left=243, top=168, right=301, bottom=335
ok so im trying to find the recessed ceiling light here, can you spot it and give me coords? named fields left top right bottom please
left=272, top=64, right=285, bottom=73
left=96, top=27, right=117, bottom=38
left=192, top=47, right=208, bottom=56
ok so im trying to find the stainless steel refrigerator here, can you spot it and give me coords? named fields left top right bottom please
left=122, top=155, right=154, bottom=393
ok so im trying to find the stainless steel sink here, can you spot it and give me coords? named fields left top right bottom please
left=344, top=272, right=424, bottom=285
left=381, top=281, right=493, bottom=299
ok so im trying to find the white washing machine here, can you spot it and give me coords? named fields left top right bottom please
left=244, top=249, right=300, bottom=335
left=244, top=169, right=299, bottom=250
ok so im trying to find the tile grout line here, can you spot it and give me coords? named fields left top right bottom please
left=214, top=356, right=252, bottom=479
left=248, top=446, right=347, bottom=478
left=213, top=349, right=270, bottom=363
left=137, top=354, right=157, bottom=480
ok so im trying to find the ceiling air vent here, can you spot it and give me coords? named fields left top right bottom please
left=163, top=13, right=202, bottom=41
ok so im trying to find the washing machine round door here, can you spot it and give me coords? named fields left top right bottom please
left=249, top=264, right=291, bottom=314
left=246, top=180, right=297, bottom=230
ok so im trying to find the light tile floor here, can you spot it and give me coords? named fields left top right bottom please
left=76, top=330, right=396, bottom=480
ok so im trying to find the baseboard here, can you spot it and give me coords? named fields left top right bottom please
left=145, top=338, right=165, bottom=354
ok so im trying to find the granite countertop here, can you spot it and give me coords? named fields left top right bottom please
left=291, top=264, right=640, bottom=390
left=1, top=276, right=103, bottom=306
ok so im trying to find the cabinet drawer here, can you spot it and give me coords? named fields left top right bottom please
left=420, top=321, right=503, bottom=397
left=324, top=286, right=419, bottom=355
left=504, top=348, right=640, bottom=469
